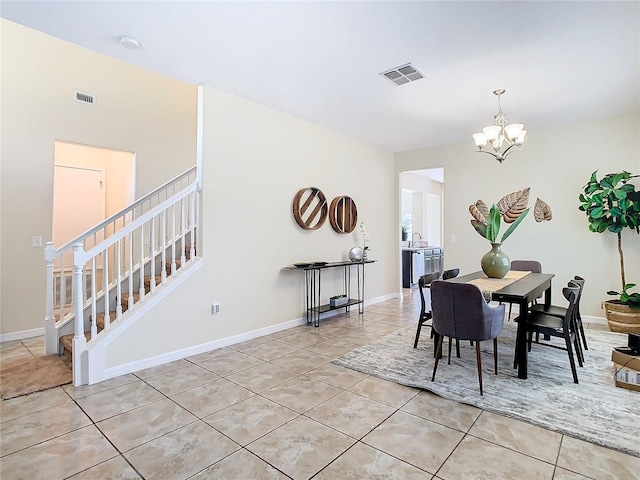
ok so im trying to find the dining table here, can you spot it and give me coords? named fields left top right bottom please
left=445, top=270, right=555, bottom=379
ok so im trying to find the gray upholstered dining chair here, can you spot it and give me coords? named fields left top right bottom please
left=430, top=280, right=506, bottom=395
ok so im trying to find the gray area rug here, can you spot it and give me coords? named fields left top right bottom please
left=333, top=322, right=640, bottom=458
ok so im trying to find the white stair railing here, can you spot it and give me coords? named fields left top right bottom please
left=44, top=166, right=198, bottom=361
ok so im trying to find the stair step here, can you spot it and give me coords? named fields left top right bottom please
left=120, top=292, right=140, bottom=312
left=60, top=332, right=91, bottom=361
left=93, top=311, right=118, bottom=330
left=144, top=275, right=163, bottom=288
left=165, top=259, right=184, bottom=271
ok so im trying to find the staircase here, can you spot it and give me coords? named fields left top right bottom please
left=44, top=166, right=202, bottom=386
left=58, top=252, right=193, bottom=361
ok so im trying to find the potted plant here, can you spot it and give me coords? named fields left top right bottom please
left=578, top=170, right=640, bottom=333
left=469, top=188, right=531, bottom=278
left=401, top=224, right=409, bottom=241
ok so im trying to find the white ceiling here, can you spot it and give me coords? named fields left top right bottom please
left=2, top=1, right=639, bottom=153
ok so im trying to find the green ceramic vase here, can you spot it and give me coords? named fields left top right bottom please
left=481, top=243, right=510, bottom=279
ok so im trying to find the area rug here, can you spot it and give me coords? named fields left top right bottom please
left=1, top=355, right=72, bottom=400
left=333, top=323, right=640, bottom=458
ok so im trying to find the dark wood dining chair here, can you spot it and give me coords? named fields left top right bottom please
left=505, top=260, right=542, bottom=319
left=430, top=281, right=505, bottom=395
left=442, top=268, right=460, bottom=280
left=413, top=272, right=441, bottom=349
left=524, top=285, right=583, bottom=384
left=530, top=276, right=588, bottom=350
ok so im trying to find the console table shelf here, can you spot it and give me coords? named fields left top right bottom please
left=283, top=260, right=375, bottom=327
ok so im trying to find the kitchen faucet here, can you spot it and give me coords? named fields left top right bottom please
left=411, top=232, right=422, bottom=247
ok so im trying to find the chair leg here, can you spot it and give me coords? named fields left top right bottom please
left=574, top=333, right=584, bottom=367
left=493, top=337, right=498, bottom=375
left=507, top=303, right=512, bottom=320
left=431, top=336, right=445, bottom=382
left=578, top=315, right=588, bottom=350
left=475, top=342, right=484, bottom=396
left=564, top=334, right=579, bottom=384
left=413, top=321, right=423, bottom=348
left=447, top=337, right=452, bottom=365
left=455, top=339, right=461, bottom=358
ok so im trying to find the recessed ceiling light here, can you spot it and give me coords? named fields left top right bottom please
left=119, top=35, right=140, bottom=50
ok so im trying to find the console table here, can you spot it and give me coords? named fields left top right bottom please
left=283, top=260, right=375, bottom=327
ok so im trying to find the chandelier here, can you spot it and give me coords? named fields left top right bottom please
left=472, top=89, right=527, bottom=163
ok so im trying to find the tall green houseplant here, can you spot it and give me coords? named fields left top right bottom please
left=579, top=170, right=640, bottom=331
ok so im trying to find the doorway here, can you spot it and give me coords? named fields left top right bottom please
left=400, top=167, right=444, bottom=291
left=53, top=141, right=135, bottom=249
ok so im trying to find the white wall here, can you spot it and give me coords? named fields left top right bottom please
left=0, top=20, right=197, bottom=336
left=104, top=85, right=397, bottom=367
left=395, top=114, right=640, bottom=318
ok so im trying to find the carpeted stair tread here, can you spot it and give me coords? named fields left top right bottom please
left=93, top=311, right=118, bottom=330
left=144, top=275, right=163, bottom=288
left=60, top=332, right=91, bottom=361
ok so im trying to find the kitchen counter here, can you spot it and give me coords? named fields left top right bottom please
left=402, top=247, right=444, bottom=288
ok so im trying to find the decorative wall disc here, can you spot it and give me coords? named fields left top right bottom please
left=329, top=196, right=358, bottom=234
left=292, top=187, right=328, bottom=230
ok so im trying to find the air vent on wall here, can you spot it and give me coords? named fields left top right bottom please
left=75, top=91, right=96, bottom=105
left=380, top=63, right=425, bottom=86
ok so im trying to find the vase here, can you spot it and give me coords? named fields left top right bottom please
left=402, top=231, right=408, bottom=241
left=481, top=243, right=510, bottom=279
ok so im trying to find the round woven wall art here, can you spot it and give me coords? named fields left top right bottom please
left=329, top=195, right=358, bottom=234
left=292, top=187, right=328, bottom=230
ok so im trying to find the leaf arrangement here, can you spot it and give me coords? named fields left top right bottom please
left=469, top=188, right=532, bottom=244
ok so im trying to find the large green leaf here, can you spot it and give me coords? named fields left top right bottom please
left=500, top=208, right=530, bottom=243
left=485, top=204, right=501, bottom=243
left=614, top=189, right=628, bottom=200
left=590, top=206, right=604, bottom=218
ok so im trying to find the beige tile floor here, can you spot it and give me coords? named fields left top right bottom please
left=1, top=291, right=639, bottom=480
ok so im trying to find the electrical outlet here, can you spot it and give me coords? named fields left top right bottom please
left=449, top=235, right=456, bottom=244
left=32, top=236, right=42, bottom=247
left=211, top=303, right=220, bottom=315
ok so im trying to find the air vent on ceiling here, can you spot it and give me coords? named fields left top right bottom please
left=75, top=91, right=96, bottom=105
left=380, top=63, right=425, bottom=86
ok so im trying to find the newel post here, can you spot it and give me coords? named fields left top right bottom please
left=44, top=242, right=58, bottom=355
left=72, top=243, right=87, bottom=385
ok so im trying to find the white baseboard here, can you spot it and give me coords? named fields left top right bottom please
left=104, top=315, right=308, bottom=381
left=0, top=327, right=44, bottom=343
left=582, top=315, right=607, bottom=325
left=104, top=293, right=398, bottom=382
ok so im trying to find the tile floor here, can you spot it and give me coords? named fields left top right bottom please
left=1, top=291, right=639, bottom=480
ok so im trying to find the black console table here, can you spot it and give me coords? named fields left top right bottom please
left=283, top=260, right=375, bottom=327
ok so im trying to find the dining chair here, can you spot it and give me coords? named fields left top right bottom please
left=413, top=272, right=441, bottom=349
left=442, top=268, right=460, bottom=280
left=430, top=280, right=505, bottom=395
left=529, top=276, right=588, bottom=350
left=524, top=284, right=583, bottom=384
left=505, top=260, right=542, bottom=319
left=441, top=268, right=464, bottom=357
